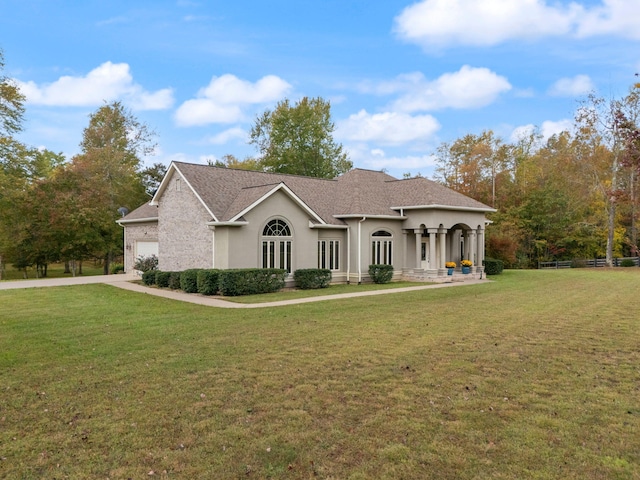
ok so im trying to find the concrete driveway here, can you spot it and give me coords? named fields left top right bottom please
left=0, top=273, right=490, bottom=308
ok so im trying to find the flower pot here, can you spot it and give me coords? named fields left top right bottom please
left=447, top=268, right=454, bottom=275
left=462, top=266, right=471, bottom=274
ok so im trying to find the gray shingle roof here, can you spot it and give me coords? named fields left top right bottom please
left=134, top=162, right=493, bottom=224
left=118, top=201, right=157, bottom=223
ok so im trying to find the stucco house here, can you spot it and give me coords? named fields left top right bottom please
left=118, top=161, right=495, bottom=283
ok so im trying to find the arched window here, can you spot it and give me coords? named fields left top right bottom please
left=261, top=219, right=292, bottom=273
left=371, top=230, right=393, bottom=265
left=263, top=219, right=291, bottom=236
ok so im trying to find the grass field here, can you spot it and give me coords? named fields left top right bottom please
left=1, top=269, right=639, bottom=479
left=0, top=262, right=105, bottom=281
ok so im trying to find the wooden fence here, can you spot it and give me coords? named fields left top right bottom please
left=538, top=257, right=640, bottom=269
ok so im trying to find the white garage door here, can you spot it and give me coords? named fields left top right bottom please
left=136, top=241, right=158, bottom=258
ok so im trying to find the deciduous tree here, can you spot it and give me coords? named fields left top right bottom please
left=250, top=97, right=351, bottom=178
left=72, top=101, right=155, bottom=273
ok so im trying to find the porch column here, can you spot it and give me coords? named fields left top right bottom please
left=427, top=228, right=438, bottom=269
left=414, top=229, right=422, bottom=268
left=449, top=230, right=459, bottom=264
left=468, top=229, right=477, bottom=266
left=476, top=227, right=485, bottom=269
left=438, top=228, right=447, bottom=269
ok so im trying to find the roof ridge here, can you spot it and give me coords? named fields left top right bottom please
left=172, top=160, right=338, bottom=182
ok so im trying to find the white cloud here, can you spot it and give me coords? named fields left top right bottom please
left=540, top=119, right=573, bottom=138
left=576, top=0, right=640, bottom=39
left=206, top=127, right=248, bottom=145
left=175, top=74, right=292, bottom=127
left=337, top=110, right=440, bottom=145
left=17, top=61, right=174, bottom=110
left=347, top=146, right=438, bottom=173
left=390, top=66, right=511, bottom=112
left=548, top=75, right=594, bottom=97
left=510, top=119, right=573, bottom=143
left=394, top=0, right=640, bottom=49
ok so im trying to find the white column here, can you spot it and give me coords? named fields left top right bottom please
left=449, top=230, right=458, bottom=264
left=476, top=227, right=485, bottom=269
left=469, top=229, right=477, bottom=266
left=438, top=228, right=447, bottom=269
left=414, top=230, right=422, bottom=268
left=427, top=228, right=437, bottom=269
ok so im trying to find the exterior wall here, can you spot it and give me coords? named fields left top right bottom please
left=317, top=228, right=348, bottom=283
left=223, top=190, right=321, bottom=272
left=342, top=218, right=405, bottom=283
left=157, top=170, right=213, bottom=271
left=122, top=221, right=158, bottom=273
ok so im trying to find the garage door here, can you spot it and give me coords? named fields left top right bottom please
left=136, top=241, right=158, bottom=258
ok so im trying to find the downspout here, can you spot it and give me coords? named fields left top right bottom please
left=358, top=217, right=366, bottom=284
left=211, top=227, right=215, bottom=268
left=346, top=223, right=351, bottom=284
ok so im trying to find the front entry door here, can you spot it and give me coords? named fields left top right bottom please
left=421, top=240, right=429, bottom=269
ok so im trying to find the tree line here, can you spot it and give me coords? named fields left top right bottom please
left=432, top=83, right=640, bottom=268
left=2, top=44, right=640, bottom=276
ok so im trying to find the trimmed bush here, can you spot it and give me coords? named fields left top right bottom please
left=155, top=271, right=171, bottom=288
left=134, top=254, right=158, bottom=272
left=368, top=264, right=394, bottom=284
left=110, top=263, right=124, bottom=274
left=168, top=271, right=182, bottom=290
left=197, top=269, right=220, bottom=296
left=180, top=269, right=201, bottom=293
left=142, top=270, right=157, bottom=286
left=294, top=268, right=332, bottom=289
left=620, top=258, right=636, bottom=267
left=219, top=268, right=286, bottom=296
left=483, top=257, right=504, bottom=275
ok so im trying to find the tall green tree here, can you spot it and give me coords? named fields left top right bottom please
left=0, top=49, right=27, bottom=279
left=250, top=97, right=352, bottom=178
left=72, top=101, right=155, bottom=273
left=0, top=49, right=24, bottom=140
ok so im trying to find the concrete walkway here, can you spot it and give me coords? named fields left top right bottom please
left=0, top=273, right=490, bottom=308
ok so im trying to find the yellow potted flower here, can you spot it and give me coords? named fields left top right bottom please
left=445, top=261, right=456, bottom=275
left=461, top=259, right=472, bottom=274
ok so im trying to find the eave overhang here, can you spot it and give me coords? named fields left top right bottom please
left=391, top=204, right=497, bottom=213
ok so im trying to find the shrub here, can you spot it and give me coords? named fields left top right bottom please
left=110, top=263, right=124, bottom=274
left=155, top=271, right=171, bottom=288
left=570, top=259, right=587, bottom=268
left=219, top=268, right=286, bottom=296
left=180, top=269, right=201, bottom=293
left=196, top=269, right=220, bottom=295
left=483, top=257, right=504, bottom=275
left=368, top=264, right=394, bottom=284
left=134, top=254, right=158, bottom=272
left=142, top=270, right=157, bottom=286
left=620, top=258, right=636, bottom=267
left=168, top=271, right=182, bottom=290
left=294, top=268, right=332, bottom=289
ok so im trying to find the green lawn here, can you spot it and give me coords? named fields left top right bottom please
left=1, top=269, right=639, bottom=479
left=0, top=262, right=105, bottom=281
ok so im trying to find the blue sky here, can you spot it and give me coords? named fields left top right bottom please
left=2, top=0, right=639, bottom=178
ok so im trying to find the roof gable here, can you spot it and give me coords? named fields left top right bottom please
left=227, top=182, right=325, bottom=224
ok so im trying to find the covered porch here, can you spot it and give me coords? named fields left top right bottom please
left=401, top=223, right=487, bottom=282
